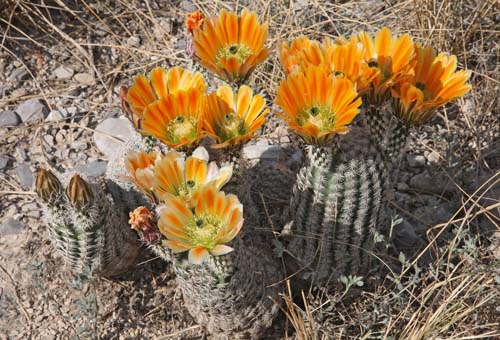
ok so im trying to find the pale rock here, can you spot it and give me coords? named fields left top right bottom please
left=93, top=117, right=138, bottom=159
left=16, top=99, right=48, bottom=123
left=54, top=65, right=74, bottom=80
left=0, top=110, right=21, bottom=126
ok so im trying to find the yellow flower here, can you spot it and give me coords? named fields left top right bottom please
left=358, top=27, right=415, bottom=103
left=392, top=44, right=471, bottom=125
left=275, top=66, right=362, bottom=145
left=125, top=150, right=159, bottom=198
left=193, top=8, right=269, bottom=83
left=154, top=147, right=233, bottom=202
left=158, top=185, right=244, bottom=264
left=142, top=89, right=204, bottom=148
left=203, top=85, right=268, bottom=147
left=279, top=36, right=319, bottom=74
left=126, top=66, right=206, bottom=119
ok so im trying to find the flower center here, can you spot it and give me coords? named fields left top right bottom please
left=187, top=215, right=221, bottom=249
left=297, top=105, right=335, bottom=131
left=167, top=115, right=198, bottom=144
left=416, top=82, right=426, bottom=91
left=368, top=60, right=378, bottom=68
left=215, top=111, right=246, bottom=142
left=216, top=43, right=252, bottom=66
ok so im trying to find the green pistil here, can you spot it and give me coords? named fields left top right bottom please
left=216, top=43, right=252, bottom=67
left=215, top=112, right=246, bottom=142
left=297, top=105, right=336, bottom=131
left=368, top=60, right=378, bottom=68
left=186, top=215, right=222, bottom=249
left=166, top=115, right=198, bottom=145
left=416, top=82, right=426, bottom=91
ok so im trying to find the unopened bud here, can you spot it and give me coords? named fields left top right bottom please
left=66, top=174, right=93, bottom=210
left=35, top=169, right=62, bottom=203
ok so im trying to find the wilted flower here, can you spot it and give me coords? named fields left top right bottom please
left=158, top=185, right=244, bottom=264
left=193, top=8, right=269, bottom=83
left=154, top=146, right=232, bottom=202
left=129, top=206, right=161, bottom=243
left=392, top=44, right=471, bottom=125
left=275, top=66, right=362, bottom=145
left=203, top=85, right=268, bottom=147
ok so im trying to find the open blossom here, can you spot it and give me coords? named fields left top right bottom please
left=129, top=206, right=161, bottom=243
left=158, top=185, right=244, bottom=264
left=392, top=44, right=471, bottom=125
left=142, top=89, right=205, bottom=149
left=126, top=66, right=206, bottom=120
left=275, top=66, right=362, bottom=145
left=193, top=8, right=269, bottom=83
left=154, top=146, right=233, bottom=202
left=125, top=150, right=159, bottom=198
left=203, top=85, right=268, bottom=147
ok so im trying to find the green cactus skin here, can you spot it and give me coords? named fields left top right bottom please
left=365, top=105, right=389, bottom=148
left=171, top=239, right=282, bottom=340
left=385, top=119, right=410, bottom=164
left=284, top=127, right=387, bottom=284
left=40, top=174, right=140, bottom=277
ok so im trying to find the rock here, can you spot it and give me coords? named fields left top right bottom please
left=54, top=65, right=74, bottom=80
left=426, top=150, right=440, bottom=165
left=181, top=0, right=197, bottom=12
left=15, top=163, right=34, bottom=190
left=241, top=144, right=286, bottom=160
left=409, top=172, right=455, bottom=195
left=126, top=35, right=141, bottom=47
left=396, top=182, right=409, bottom=191
left=73, top=161, right=108, bottom=177
left=16, top=145, right=28, bottom=161
left=8, top=68, right=29, bottom=82
left=45, top=110, right=64, bottom=122
left=407, top=154, right=425, bottom=167
left=287, top=149, right=303, bottom=170
left=0, top=155, right=9, bottom=170
left=10, top=88, right=28, bottom=98
left=0, top=110, right=21, bottom=126
left=469, top=174, right=500, bottom=231
left=0, top=218, right=25, bottom=237
left=16, top=99, right=48, bottom=123
left=42, top=134, right=55, bottom=146
left=94, top=118, right=138, bottom=159
left=73, top=72, right=94, bottom=84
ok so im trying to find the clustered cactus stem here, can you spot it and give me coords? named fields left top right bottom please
left=36, top=169, right=140, bottom=277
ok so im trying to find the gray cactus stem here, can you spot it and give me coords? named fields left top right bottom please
left=284, top=128, right=387, bottom=284
left=386, top=119, right=410, bottom=164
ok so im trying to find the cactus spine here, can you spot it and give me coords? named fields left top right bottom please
left=285, top=128, right=387, bottom=283
left=36, top=169, right=140, bottom=277
left=172, top=239, right=281, bottom=339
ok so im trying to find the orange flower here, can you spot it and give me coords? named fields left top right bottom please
left=142, top=89, right=204, bottom=148
left=125, top=150, right=159, bottom=197
left=186, top=10, right=204, bottom=35
left=358, top=27, right=415, bottom=103
left=158, top=185, right=244, bottom=264
left=193, top=9, right=269, bottom=83
left=126, top=66, right=206, bottom=119
left=203, top=85, right=268, bottom=147
left=154, top=147, right=233, bottom=202
left=392, top=44, right=471, bottom=125
left=275, top=67, right=362, bottom=145
left=279, top=36, right=318, bottom=74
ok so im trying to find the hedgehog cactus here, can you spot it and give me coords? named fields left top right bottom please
left=284, top=129, right=387, bottom=283
left=36, top=169, right=140, bottom=277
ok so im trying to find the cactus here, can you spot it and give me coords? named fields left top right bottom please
left=284, top=127, right=387, bottom=284
left=172, top=239, right=282, bottom=339
left=36, top=169, right=140, bottom=277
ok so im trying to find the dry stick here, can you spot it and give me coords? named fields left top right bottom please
left=0, top=263, right=31, bottom=326
left=0, top=191, right=37, bottom=195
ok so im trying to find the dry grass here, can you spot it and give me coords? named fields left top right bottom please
left=1, top=0, right=499, bottom=339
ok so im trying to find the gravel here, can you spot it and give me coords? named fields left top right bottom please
left=15, top=163, right=34, bottom=190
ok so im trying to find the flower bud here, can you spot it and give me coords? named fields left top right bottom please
left=35, top=168, right=62, bottom=203
left=66, top=174, right=93, bottom=210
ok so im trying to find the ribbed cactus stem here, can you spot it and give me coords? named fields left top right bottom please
left=365, top=105, right=388, bottom=147
left=172, top=239, right=282, bottom=339
left=36, top=170, right=140, bottom=276
left=386, top=119, right=410, bottom=164
left=285, top=129, right=386, bottom=284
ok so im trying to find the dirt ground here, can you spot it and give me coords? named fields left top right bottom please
left=0, top=0, right=499, bottom=339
